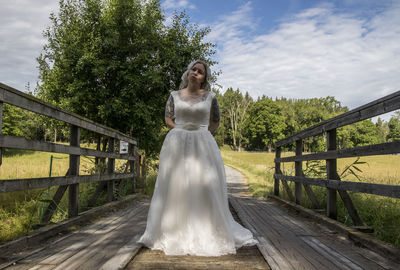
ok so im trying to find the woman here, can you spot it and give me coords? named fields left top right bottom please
left=138, top=60, right=258, bottom=256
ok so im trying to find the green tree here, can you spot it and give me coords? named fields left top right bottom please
left=220, top=88, right=252, bottom=151
left=245, top=98, right=286, bottom=151
left=37, top=0, right=216, bottom=156
left=387, top=112, right=400, bottom=142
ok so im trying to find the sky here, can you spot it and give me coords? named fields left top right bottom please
left=1, top=0, right=400, bottom=115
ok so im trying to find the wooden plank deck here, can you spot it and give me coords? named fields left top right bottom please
left=225, top=166, right=400, bottom=270
left=2, top=166, right=399, bottom=269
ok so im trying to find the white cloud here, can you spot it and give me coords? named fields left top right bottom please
left=162, top=0, right=195, bottom=10
left=210, top=2, right=400, bottom=110
left=0, top=0, right=59, bottom=91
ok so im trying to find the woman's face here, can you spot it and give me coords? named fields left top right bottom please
left=189, top=63, right=206, bottom=86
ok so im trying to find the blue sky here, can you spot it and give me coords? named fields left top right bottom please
left=1, top=0, right=400, bottom=115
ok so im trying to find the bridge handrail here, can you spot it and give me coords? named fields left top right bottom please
left=275, top=90, right=400, bottom=147
left=0, top=82, right=139, bottom=221
left=274, top=90, right=400, bottom=226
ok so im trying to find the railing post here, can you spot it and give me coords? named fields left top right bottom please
left=107, top=138, right=115, bottom=201
left=326, top=129, right=337, bottom=219
left=68, top=125, right=80, bottom=218
left=295, top=140, right=303, bottom=204
left=0, top=101, right=3, bottom=166
left=274, top=146, right=281, bottom=196
left=129, top=143, right=136, bottom=193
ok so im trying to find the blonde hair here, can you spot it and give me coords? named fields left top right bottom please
left=179, top=60, right=211, bottom=91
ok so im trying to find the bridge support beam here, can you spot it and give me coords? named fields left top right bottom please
left=326, top=129, right=337, bottom=219
left=274, top=147, right=281, bottom=196
left=68, top=125, right=80, bottom=218
left=295, top=140, right=303, bottom=204
left=107, top=138, right=115, bottom=201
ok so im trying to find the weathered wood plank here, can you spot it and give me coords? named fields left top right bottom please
left=0, top=173, right=135, bottom=193
left=41, top=184, right=68, bottom=223
left=303, top=183, right=320, bottom=209
left=230, top=196, right=337, bottom=270
left=274, top=174, right=400, bottom=198
left=295, top=140, right=303, bottom=205
left=0, top=134, right=135, bottom=160
left=327, top=129, right=338, bottom=219
left=56, top=206, right=148, bottom=270
left=68, top=125, right=80, bottom=218
left=21, top=202, right=147, bottom=269
left=276, top=141, right=400, bottom=163
left=274, top=147, right=281, bottom=196
left=300, top=236, right=364, bottom=270
left=0, top=101, right=3, bottom=166
left=0, top=83, right=136, bottom=145
left=99, top=234, right=142, bottom=270
left=107, top=138, right=115, bottom=202
left=3, top=196, right=145, bottom=269
left=275, top=90, right=400, bottom=146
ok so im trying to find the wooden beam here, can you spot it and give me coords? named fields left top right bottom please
left=129, top=143, right=136, bottom=193
left=0, top=134, right=135, bottom=160
left=41, top=185, right=68, bottom=223
left=0, top=173, right=136, bottom=193
left=107, top=138, right=115, bottom=202
left=88, top=182, right=107, bottom=207
left=0, top=101, right=2, bottom=166
left=326, top=129, right=337, bottom=219
left=275, top=90, right=400, bottom=147
left=69, top=125, right=80, bottom=218
left=276, top=141, right=400, bottom=163
left=274, top=147, right=281, bottom=196
left=0, top=83, right=137, bottom=145
left=274, top=174, right=400, bottom=198
left=295, top=140, right=302, bottom=204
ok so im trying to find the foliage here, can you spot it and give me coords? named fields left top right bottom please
left=219, top=88, right=252, bottom=151
left=244, top=97, right=286, bottom=151
left=387, top=111, right=400, bottom=141
left=37, top=0, right=216, bottom=156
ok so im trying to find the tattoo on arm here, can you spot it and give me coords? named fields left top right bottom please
left=165, top=94, right=175, bottom=119
left=211, top=96, right=220, bottom=123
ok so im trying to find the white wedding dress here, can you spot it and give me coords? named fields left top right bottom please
left=138, top=90, right=258, bottom=256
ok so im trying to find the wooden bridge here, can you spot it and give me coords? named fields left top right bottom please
left=1, top=83, right=400, bottom=269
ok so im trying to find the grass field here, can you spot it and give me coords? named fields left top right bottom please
left=0, top=148, right=133, bottom=242
left=220, top=147, right=400, bottom=248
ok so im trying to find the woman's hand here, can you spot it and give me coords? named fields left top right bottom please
left=165, top=116, right=175, bottom=129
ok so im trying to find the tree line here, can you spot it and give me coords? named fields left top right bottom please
left=214, top=87, right=400, bottom=152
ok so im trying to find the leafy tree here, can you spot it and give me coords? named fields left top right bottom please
left=338, top=120, right=381, bottom=148
left=220, top=88, right=252, bottom=151
left=375, top=117, right=389, bottom=143
left=37, top=0, right=216, bottom=156
left=245, top=98, right=286, bottom=151
left=387, top=112, right=400, bottom=142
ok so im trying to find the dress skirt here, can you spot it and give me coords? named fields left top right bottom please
left=138, top=126, right=258, bottom=256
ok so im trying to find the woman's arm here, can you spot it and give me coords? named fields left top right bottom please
left=165, top=94, right=175, bottom=128
left=209, top=95, right=220, bottom=133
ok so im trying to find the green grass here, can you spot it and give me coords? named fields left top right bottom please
left=0, top=148, right=136, bottom=243
left=220, top=147, right=400, bottom=248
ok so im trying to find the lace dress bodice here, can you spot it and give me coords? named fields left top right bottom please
left=171, top=90, right=212, bottom=130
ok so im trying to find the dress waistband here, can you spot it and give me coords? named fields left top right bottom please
left=174, top=123, right=208, bottom=131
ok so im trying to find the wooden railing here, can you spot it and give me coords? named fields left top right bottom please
left=274, top=90, right=400, bottom=227
left=0, top=82, right=138, bottom=222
